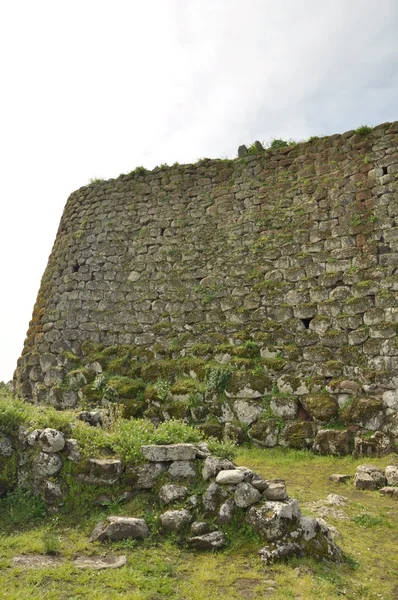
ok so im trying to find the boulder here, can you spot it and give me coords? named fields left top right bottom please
left=65, top=438, right=81, bottom=462
left=233, top=400, right=263, bottom=425
left=188, top=531, right=225, bottom=549
left=379, top=487, right=398, bottom=499
left=218, top=499, right=235, bottom=524
left=356, top=465, right=386, bottom=487
left=329, top=474, right=351, bottom=484
left=160, top=509, right=191, bottom=531
left=141, top=444, right=197, bottom=462
left=252, top=478, right=269, bottom=492
left=90, top=517, right=149, bottom=542
left=246, top=499, right=300, bottom=541
left=264, top=483, right=287, bottom=501
left=39, top=428, right=65, bottom=453
left=215, top=470, right=245, bottom=485
left=354, top=432, right=392, bottom=457
left=248, top=418, right=280, bottom=447
left=33, top=452, right=63, bottom=476
left=27, top=429, right=42, bottom=446
left=159, top=484, right=188, bottom=504
left=168, top=461, right=197, bottom=479
left=43, top=481, right=64, bottom=505
left=270, top=396, right=298, bottom=420
left=385, top=465, right=398, bottom=486
left=0, top=434, right=13, bottom=457
left=353, top=472, right=377, bottom=490
left=129, top=462, right=167, bottom=489
left=202, top=482, right=228, bottom=516
left=190, top=521, right=210, bottom=535
left=76, top=459, right=123, bottom=485
left=313, top=429, right=354, bottom=456
left=202, top=456, right=235, bottom=480
left=234, top=482, right=261, bottom=508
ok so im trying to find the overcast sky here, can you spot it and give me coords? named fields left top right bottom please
left=0, top=0, right=397, bottom=382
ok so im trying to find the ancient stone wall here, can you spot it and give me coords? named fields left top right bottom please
left=13, top=122, right=398, bottom=452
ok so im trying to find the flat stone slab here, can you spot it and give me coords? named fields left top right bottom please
left=141, top=444, right=197, bottom=462
left=188, top=531, right=225, bottom=549
left=215, top=469, right=245, bottom=484
left=379, top=486, right=398, bottom=499
left=76, top=459, right=123, bottom=485
left=12, top=554, right=62, bottom=568
left=329, top=474, right=351, bottom=483
left=90, top=516, right=149, bottom=542
left=12, top=553, right=127, bottom=570
left=73, top=554, right=127, bottom=569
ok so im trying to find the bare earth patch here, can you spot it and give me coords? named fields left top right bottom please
left=12, top=553, right=127, bottom=570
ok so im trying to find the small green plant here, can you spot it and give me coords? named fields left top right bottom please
left=0, top=488, right=47, bottom=525
left=91, top=374, right=118, bottom=401
left=205, top=367, right=232, bottom=394
left=352, top=513, right=386, bottom=528
left=130, top=165, right=148, bottom=175
left=42, top=531, right=61, bottom=555
left=154, top=379, right=171, bottom=402
left=88, top=177, right=104, bottom=183
left=355, top=125, right=372, bottom=135
left=269, top=138, right=290, bottom=150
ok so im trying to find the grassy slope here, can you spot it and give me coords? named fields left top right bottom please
left=0, top=448, right=397, bottom=600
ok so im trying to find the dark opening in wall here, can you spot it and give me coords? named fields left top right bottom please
left=72, top=261, right=80, bottom=273
left=160, top=228, right=165, bottom=237
left=301, top=317, right=313, bottom=329
left=297, top=400, right=312, bottom=421
left=382, top=166, right=388, bottom=175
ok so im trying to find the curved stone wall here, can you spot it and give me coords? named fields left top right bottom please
left=13, top=122, right=398, bottom=449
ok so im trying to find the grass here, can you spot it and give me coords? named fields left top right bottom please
left=0, top=447, right=397, bottom=599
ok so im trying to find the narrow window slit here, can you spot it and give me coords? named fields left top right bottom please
left=72, top=261, right=80, bottom=273
left=382, top=166, right=388, bottom=175
left=160, top=228, right=165, bottom=237
left=301, top=317, right=313, bottom=329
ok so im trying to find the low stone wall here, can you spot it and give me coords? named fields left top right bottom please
left=0, top=428, right=341, bottom=564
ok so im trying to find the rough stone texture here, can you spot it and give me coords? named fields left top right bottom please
left=234, top=482, right=261, bottom=508
left=142, top=444, right=197, bottom=462
left=159, top=484, right=188, bottom=504
left=13, top=122, right=398, bottom=453
left=329, top=474, right=351, bottom=484
left=33, top=452, right=63, bottom=477
left=76, top=458, right=123, bottom=485
left=38, top=428, right=65, bottom=453
left=385, top=465, right=398, bottom=486
left=379, top=486, right=398, bottom=499
left=202, top=456, right=235, bottom=481
left=160, top=509, right=191, bottom=531
left=0, top=434, right=13, bottom=457
left=168, top=460, right=197, bottom=479
left=188, top=531, right=225, bottom=549
left=215, top=469, right=245, bottom=485
left=129, top=462, right=167, bottom=489
left=90, top=516, right=149, bottom=542
left=356, top=464, right=386, bottom=488
left=264, top=483, right=287, bottom=501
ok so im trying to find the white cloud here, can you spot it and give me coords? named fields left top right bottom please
left=0, top=0, right=397, bottom=380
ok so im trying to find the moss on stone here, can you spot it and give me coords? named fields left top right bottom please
left=282, top=421, right=316, bottom=449
left=107, top=377, right=146, bottom=398
left=340, top=397, right=384, bottom=425
left=302, top=394, right=338, bottom=422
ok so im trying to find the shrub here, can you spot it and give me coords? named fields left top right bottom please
left=355, top=125, right=373, bottom=135
left=0, top=393, right=32, bottom=435
left=0, top=488, right=47, bottom=525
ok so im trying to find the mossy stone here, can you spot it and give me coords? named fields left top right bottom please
left=302, top=394, right=338, bottom=422
left=282, top=421, right=316, bottom=449
left=340, top=397, right=384, bottom=426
